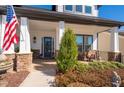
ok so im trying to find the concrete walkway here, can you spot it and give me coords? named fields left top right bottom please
left=20, top=59, right=56, bottom=87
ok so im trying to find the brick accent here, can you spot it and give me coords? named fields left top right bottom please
left=5, top=53, right=32, bottom=72
left=108, top=52, right=121, bottom=62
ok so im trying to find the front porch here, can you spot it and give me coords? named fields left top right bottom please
left=0, top=14, right=123, bottom=71
left=29, top=19, right=121, bottom=62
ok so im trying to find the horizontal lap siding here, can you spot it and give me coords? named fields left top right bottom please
left=119, top=36, right=124, bottom=55
left=98, top=32, right=110, bottom=51
left=98, top=32, right=124, bottom=55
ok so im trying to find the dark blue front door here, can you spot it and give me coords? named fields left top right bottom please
left=44, top=37, right=52, bottom=58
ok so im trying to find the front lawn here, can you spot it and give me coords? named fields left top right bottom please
left=55, top=61, right=124, bottom=87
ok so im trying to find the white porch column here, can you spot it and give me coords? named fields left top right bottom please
left=57, top=5, right=64, bottom=12
left=56, top=21, right=65, bottom=50
left=93, top=33, right=98, bottom=50
left=110, top=27, right=119, bottom=52
left=1, top=15, right=14, bottom=54
left=20, top=17, right=31, bottom=53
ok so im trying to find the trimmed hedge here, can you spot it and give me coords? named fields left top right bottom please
left=75, top=61, right=124, bottom=72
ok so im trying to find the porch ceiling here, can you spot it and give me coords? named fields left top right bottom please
left=66, top=23, right=111, bottom=34
left=29, top=19, right=111, bottom=34
left=29, top=20, right=57, bottom=31
left=0, top=6, right=124, bottom=27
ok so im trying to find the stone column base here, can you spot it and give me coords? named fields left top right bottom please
left=108, top=52, right=121, bottom=62
left=97, top=51, right=121, bottom=62
left=5, top=52, right=33, bottom=72
left=16, top=52, right=33, bottom=71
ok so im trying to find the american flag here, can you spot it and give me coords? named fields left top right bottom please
left=2, top=5, right=19, bottom=51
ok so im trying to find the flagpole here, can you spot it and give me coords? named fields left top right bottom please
left=12, top=5, right=24, bottom=42
left=11, top=5, right=19, bottom=24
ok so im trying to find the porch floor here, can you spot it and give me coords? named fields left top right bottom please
left=19, top=59, right=56, bottom=87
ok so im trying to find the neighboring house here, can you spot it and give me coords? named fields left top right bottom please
left=0, top=5, right=124, bottom=71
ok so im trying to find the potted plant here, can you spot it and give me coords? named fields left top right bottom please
left=0, top=49, right=13, bottom=75
left=0, top=49, right=13, bottom=86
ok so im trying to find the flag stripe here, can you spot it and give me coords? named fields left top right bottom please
left=3, top=21, right=17, bottom=43
left=3, top=31, right=16, bottom=50
left=4, top=36, right=15, bottom=51
left=3, top=20, right=16, bottom=40
left=3, top=26, right=16, bottom=48
left=2, top=5, right=18, bottom=51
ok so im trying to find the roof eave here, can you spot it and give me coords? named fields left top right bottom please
left=0, top=6, right=124, bottom=27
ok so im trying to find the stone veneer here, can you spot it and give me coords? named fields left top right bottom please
left=5, top=52, right=32, bottom=72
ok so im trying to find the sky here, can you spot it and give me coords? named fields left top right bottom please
left=99, top=5, right=124, bottom=22
left=99, top=5, right=124, bottom=31
left=31, top=5, right=124, bottom=31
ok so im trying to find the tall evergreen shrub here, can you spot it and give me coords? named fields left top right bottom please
left=56, top=28, right=78, bottom=73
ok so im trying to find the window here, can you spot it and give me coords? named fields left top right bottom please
left=84, top=36, right=93, bottom=51
left=65, top=5, right=73, bottom=11
left=76, top=36, right=83, bottom=52
left=76, top=5, right=82, bottom=12
left=76, top=35, right=93, bottom=52
left=85, top=6, right=92, bottom=14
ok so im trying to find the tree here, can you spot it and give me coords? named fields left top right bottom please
left=56, top=28, right=78, bottom=73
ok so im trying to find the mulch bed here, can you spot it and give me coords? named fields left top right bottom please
left=55, top=68, right=124, bottom=87
left=1, top=71, right=29, bottom=87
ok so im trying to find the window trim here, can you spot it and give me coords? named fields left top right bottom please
left=94, top=6, right=98, bottom=10
left=76, top=34, right=93, bottom=52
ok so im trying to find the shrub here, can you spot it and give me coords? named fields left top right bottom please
left=56, top=28, right=78, bottom=73
left=75, top=62, right=90, bottom=72
left=55, top=61, right=124, bottom=87
left=89, top=61, right=124, bottom=70
left=111, top=62, right=124, bottom=68
left=75, top=61, right=124, bottom=72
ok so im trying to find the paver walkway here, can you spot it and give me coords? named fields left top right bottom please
left=20, top=59, right=56, bottom=87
